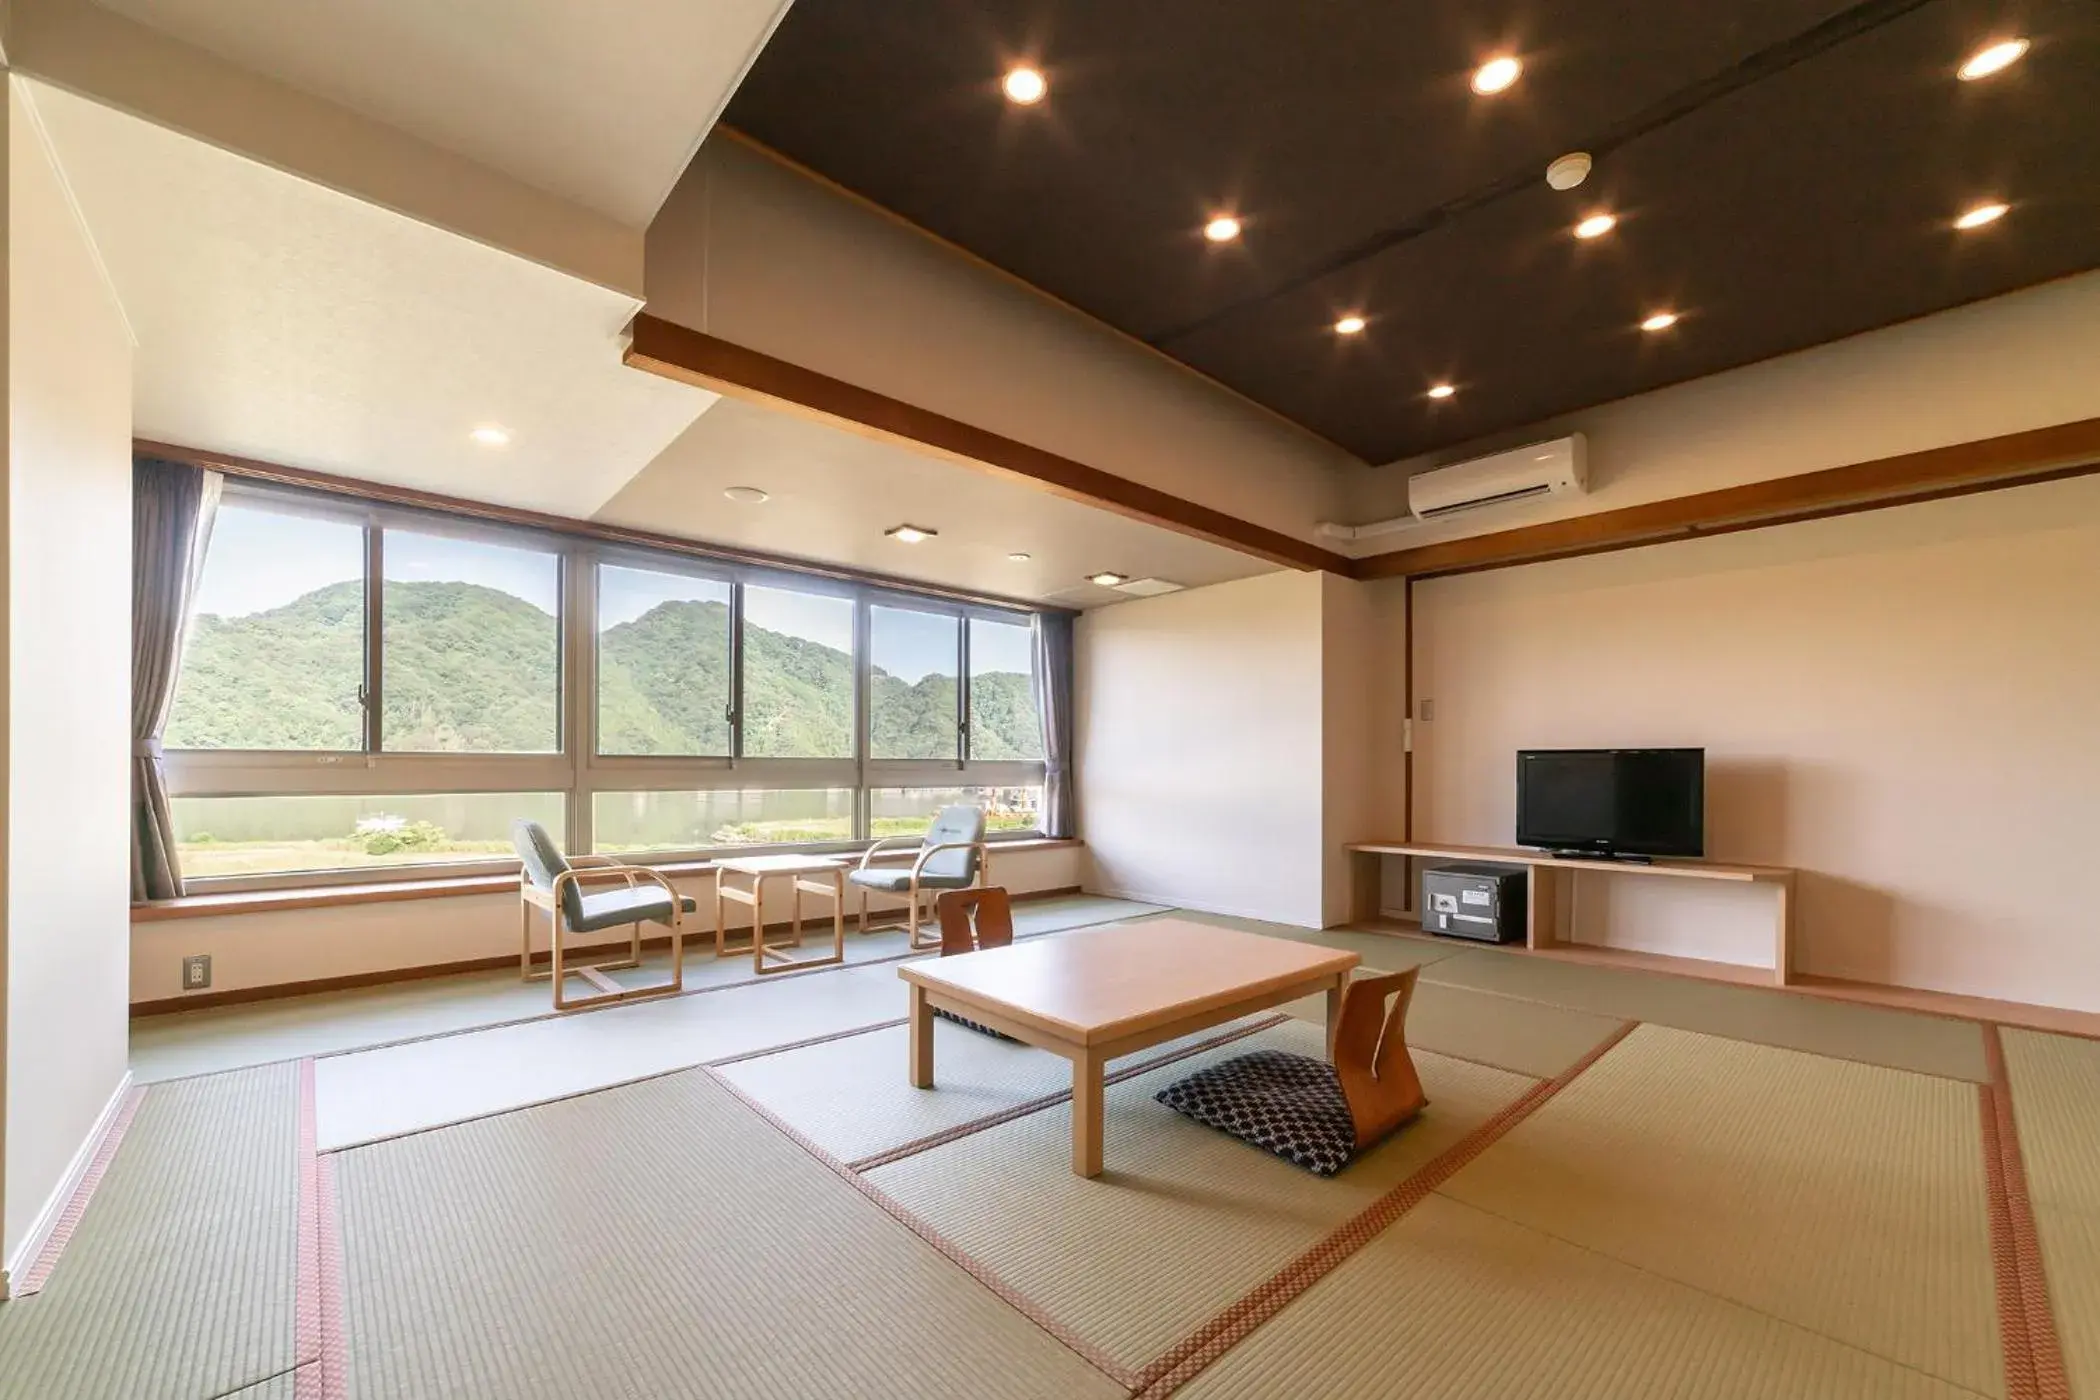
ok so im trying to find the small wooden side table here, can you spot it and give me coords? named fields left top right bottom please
left=714, top=854, right=847, bottom=976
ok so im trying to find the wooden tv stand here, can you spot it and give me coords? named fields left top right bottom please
left=1346, top=842, right=1798, bottom=986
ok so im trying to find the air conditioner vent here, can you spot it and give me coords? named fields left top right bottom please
left=1407, top=434, right=1588, bottom=521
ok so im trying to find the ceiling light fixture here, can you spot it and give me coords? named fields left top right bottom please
left=722, top=486, right=769, bottom=504
left=1002, top=66, right=1048, bottom=104
left=885, top=524, right=938, bottom=543
left=1008, top=552, right=1032, bottom=562
left=1955, top=201, right=2008, bottom=230
left=1472, top=56, right=1521, bottom=94
left=1640, top=311, right=1679, bottom=332
left=1087, top=572, right=1129, bottom=587
left=1958, top=38, right=2028, bottom=80
left=1427, top=383, right=1456, bottom=400
left=469, top=425, right=511, bottom=447
left=1333, top=314, right=1367, bottom=336
left=1203, top=215, right=1242, bottom=243
left=1546, top=151, right=1593, bottom=190
left=1573, top=212, right=1617, bottom=239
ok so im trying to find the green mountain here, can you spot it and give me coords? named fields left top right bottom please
left=166, top=582, right=1042, bottom=762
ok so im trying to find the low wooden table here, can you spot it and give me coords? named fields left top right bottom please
left=714, top=854, right=847, bottom=975
left=899, top=920, right=1358, bottom=1177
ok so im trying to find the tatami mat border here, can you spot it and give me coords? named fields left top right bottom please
left=294, top=1059, right=348, bottom=1400
left=12, top=1084, right=148, bottom=1297
left=704, top=1065, right=1141, bottom=1390
left=1129, top=1019, right=1641, bottom=1399
left=1982, top=1025, right=2071, bottom=1400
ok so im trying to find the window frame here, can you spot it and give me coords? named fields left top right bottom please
left=164, top=480, right=1055, bottom=892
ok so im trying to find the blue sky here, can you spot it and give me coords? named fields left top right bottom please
left=195, top=504, right=1034, bottom=682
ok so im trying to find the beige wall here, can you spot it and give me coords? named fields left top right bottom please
left=1411, top=475, right=2100, bottom=1011
left=3, top=79, right=134, bottom=1275
left=130, top=844, right=1083, bottom=1004
left=1319, top=573, right=1410, bottom=924
left=646, top=137, right=1359, bottom=548
left=1349, top=270, right=2100, bottom=543
left=1077, top=572, right=1330, bottom=926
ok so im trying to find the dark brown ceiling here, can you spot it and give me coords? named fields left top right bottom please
left=723, top=1, right=2100, bottom=465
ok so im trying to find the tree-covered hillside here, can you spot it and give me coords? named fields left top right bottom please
left=167, top=584, right=1042, bottom=760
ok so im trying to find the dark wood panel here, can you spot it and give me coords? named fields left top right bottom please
left=1354, top=416, right=2100, bottom=579
left=624, top=313, right=1354, bottom=574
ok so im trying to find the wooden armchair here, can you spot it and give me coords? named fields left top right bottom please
left=848, top=805, right=991, bottom=951
left=513, top=820, right=694, bottom=1012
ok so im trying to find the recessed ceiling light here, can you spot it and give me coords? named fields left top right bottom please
left=1546, top=151, right=1593, bottom=190
left=1333, top=314, right=1367, bottom=336
left=1427, top=383, right=1456, bottom=400
left=722, top=486, right=769, bottom=504
left=1958, top=38, right=2028, bottom=81
left=1203, top=215, right=1242, bottom=243
left=1008, top=552, right=1032, bottom=562
left=1573, top=212, right=1617, bottom=240
left=1002, top=66, right=1047, bottom=104
left=469, top=425, right=510, bottom=447
left=1955, top=201, right=2008, bottom=230
left=1087, top=572, right=1129, bottom=587
left=885, top=524, right=938, bottom=543
left=1472, top=56, right=1521, bottom=95
left=1641, top=311, right=1679, bottom=332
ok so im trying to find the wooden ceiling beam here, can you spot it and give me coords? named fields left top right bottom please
left=623, top=312, right=1355, bottom=574
left=1353, top=416, right=2100, bottom=580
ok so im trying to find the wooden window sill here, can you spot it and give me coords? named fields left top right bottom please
left=130, top=837, right=1085, bottom=922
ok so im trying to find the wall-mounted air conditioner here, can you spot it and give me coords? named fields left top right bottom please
left=1407, top=434, right=1588, bottom=520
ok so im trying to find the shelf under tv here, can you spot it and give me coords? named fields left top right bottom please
left=1345, top=841, right=1798, bottom=986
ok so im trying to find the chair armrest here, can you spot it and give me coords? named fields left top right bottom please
left=858, top=834, right=921, bottom=871
left=910, top=840, right=989, bottom=880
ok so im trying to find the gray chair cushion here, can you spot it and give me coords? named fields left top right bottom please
left=512, top=819, right=583, bottom=927
left=847, top=867, right=976, bottom=894
left=919, top=805, right=986, bottom=882
left=1155, top=1050, right=1360, bottom=1177
left=570, top=886, right=699, bottom=934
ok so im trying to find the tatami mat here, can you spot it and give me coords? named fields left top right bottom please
left=867, top=1018, right=1537, bottom=1371
left=2000, top=1028, right=2100, bottom=1395
left=313, top=960, right=910, bottom=1149
left=1423, top=946, right=1989, bottom=1081
left=333, top=1067, right=1120, bottom=1400
left=1281, top=978, right=1625, bottom=1080
left=718, top=1012, right=1276, bottom=1166
left=0, top=1066, right=301, bottom=1400
left=131, top=894, right=1166, bottom=1083
left=1180, top=1193, right=1980, bottom=1399
left=1440, top=1023, right=2002, bottom=1396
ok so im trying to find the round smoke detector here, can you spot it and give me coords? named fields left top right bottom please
left=722, top=486, right=769, bottom=504
left=1546, top=152, right=1593, bottom=191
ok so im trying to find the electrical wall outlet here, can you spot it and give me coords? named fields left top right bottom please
left=182, top=954, right=212, bottom=990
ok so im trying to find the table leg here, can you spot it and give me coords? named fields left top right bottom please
left=750, top=877, right=766, bottom=974
left=909, top=984, right=934, bottom=1088
left=715, top=874, right=729, bottom=958
left=831, top=870, right=845, bottom=962
left=1072, top=1049, right=1105, bottom=1177
left=1326, top=972, right=1348, bottom=1059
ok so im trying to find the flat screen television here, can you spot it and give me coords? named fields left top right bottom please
left=1516, top=748, right=1705, bottom=860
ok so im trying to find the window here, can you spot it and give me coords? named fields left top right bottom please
left=742, top=585, right=854, bottom=758
left=166, top=503, right=366, bottom=751
left=382, top=530, right=560, bottom=753
left=968, top=617, right=1042, bottom=761
left=870, top=786, right=1043, bottom=839
left=596, top=564, right=731, bottom=756
left=160, top=476, right=1063, bottom=887
left=870, top=605, right=959, bottom=760
left=171, top=792, right=564, bottom=878
left=592, top=790, right=855, bottom=854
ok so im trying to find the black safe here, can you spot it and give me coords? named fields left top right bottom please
left=1419, top=862, right=1527, bottom=943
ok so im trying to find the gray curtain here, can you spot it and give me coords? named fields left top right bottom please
left=1033, top=611, right=1076, bottom=839
left=131, top=457, right=222, bottom=901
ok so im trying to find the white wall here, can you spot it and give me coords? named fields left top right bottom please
left=647, top=137, right=1359, bottom=547
left=3, top=78, right=135, bottom=1276
left=130, top=843, right=1084, bottom=1004
left=1411, top=475, right=2100, bottom=1011
left=1077, top=572, right=1328, bottom=926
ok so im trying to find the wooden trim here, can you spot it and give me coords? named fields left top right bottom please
left=130, top=838, right=1083, bottom=922
left=133, top=438, right=1071, bottom=617
left=129, top=884, right=1086, bottom=1015
left=1352, top=416, right=2100, bottom=579
left=623, top=313, right=1355, bottom=575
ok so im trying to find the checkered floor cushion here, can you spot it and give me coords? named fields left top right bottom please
left=934, top=1006, right=1016, bottom=1042
left=1155, top=1049, right=1359, bottom=1177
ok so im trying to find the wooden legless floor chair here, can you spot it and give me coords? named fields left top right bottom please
left=1154, top=967, right=1428, bottom=1177
left=930, top=887, right=1019, bottom=1039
